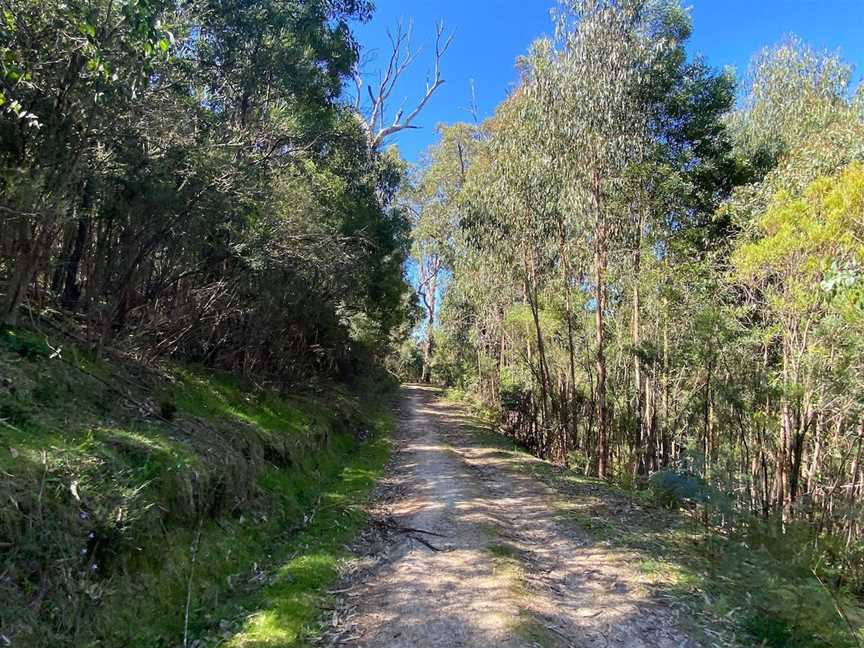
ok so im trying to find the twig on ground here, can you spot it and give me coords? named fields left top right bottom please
left=397, top=525, right=446, bottom=537
left=374, top=516, right=446, bottom=538
left=408, top=534, right=442, bottom=552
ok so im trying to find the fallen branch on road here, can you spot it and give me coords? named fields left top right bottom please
left=373, top=515, right=446, bottom=538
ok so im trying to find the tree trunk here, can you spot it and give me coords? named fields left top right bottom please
left=848, top=422, right=864, bottom=501
left=3, top=256, right=39, bottom=327
left=594, top=232, right=609, bottom=480
left=419, top=258, right=439, bottom=384
left=61, top=216, right=90, bottom=309
left=806, top=412, right=824, bottom=496
left=632, top=218, right=645, bottom=477
left=3, top=224, right=47, bottom=327
left=560, top=225, right=578, bottom=455
left=660, top=306, right=671, bottom=467
left=421, top=331, right=434, bottom=383
left=525, top=249, right=552, bottom=456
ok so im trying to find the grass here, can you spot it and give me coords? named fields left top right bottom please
left=510, top=613, right=561, bottom=648
left=213, top=428, right=390, bottom=647
left=538, top=467, right=864, bottom=648
left=487, top=542, right=528, bottom=597
left=443, top=396, right=864, bottom=648
left=485, top=541, right=554, bottom=646
left=485, top=542, right=564, bottom=648
left=0, top=326, right=394, bottom=647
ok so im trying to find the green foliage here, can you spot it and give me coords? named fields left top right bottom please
left=0, top=0, right=412, bottom=380
left=416, top=3, right=864, bottom=638
left=648, top=469, right=715, bottom=508
left=733, top=162, right=864, bottom=291
left=0, top=327, right=51, bottom=359
left=387, top=338, right=424, bottom=383
left=731, top=38, right=855, bottom=170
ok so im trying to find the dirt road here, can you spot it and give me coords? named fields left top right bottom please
left=323, top=386, right=696, bottom=647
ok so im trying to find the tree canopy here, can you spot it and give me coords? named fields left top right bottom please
left=0, top=0, right=414, bottom=384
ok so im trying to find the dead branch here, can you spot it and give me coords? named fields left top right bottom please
left=355, top=20, right=453, bottom=150
left=374, top=515, right=446, bottom=538
left=408, top=534, right=443, bottom=552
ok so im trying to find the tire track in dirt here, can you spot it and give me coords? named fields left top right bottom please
left=319, top=386, right=700, bottom=648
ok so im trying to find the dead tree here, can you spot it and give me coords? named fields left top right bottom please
left=354, top=20, right=454, bottom=150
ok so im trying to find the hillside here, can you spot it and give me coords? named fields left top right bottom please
left=0, top=326, right=393, bottom=646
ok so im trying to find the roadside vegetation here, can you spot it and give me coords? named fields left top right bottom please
left=455, top=401, right=864, bottom=647
left=400, top=2, right=864, bottom=644
left=0, top=327, right=393, bottom=646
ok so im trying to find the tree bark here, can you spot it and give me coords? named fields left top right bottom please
left=633, top=213, right=645, bottom=476
left=3, top=224, right=48, bottom=327
left=61, top=216, right=90, bottom=309
left=594, top=230, right=609, bottom=480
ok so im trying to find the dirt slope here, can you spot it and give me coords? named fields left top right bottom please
left=321, top=386, right=699, bottom=647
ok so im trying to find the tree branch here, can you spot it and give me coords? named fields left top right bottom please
left=354, top=20, right=453, bottom=150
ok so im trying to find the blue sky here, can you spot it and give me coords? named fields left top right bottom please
left=353, top=0, right=864, bottom=163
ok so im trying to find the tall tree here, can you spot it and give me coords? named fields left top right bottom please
left=408, top=123, right=479, bottom=383
left=536, top=0, right=656, bottom=478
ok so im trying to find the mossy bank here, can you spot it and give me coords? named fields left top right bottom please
left=0, top=327, right=394, bottom=647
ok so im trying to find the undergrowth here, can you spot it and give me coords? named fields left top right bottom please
left=446, top=393, right=864, bottom=648
left=542, top=473, right=864, bottom=648
left=0, top=326, right=394, bottom=647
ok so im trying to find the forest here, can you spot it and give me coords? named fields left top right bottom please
left=405, top=0, right=864, bottom=559
left=0, top=0, right=414, bottom=381
left=1, top=0, right=864, bottom=646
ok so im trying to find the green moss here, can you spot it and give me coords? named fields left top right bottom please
left=487, top=542, right=521, bottom=560
left=509, top=613, right=559, bottom=648
left=222, top=430, right=390, bottom=647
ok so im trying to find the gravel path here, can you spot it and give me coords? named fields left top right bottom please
left=321, top=385, right=697, bottom=648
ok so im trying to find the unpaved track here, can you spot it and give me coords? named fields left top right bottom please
left=323, top=386, right=695, bottom=647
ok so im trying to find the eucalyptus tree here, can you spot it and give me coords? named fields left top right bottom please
left=407, top=123, right=482, bottom=382
left=464, top=83, right=579, bottom=458
left=530, top=0, right=663, bottom=478
left=432, top=0, right=740, bottom=474
left=353, top=20, right=454, bottom=151
left=624, top=8, right=742, bottom=476
left=722, top=40, right=864, bottom=522
left=730, top=38, right=855, bottom=177
left=731, top=162, right=864, bottom=522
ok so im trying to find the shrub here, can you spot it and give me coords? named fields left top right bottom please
left=648, top=469, right=716, bottom=509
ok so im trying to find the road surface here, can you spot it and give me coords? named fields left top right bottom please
left=323, top=385, right=696, bottom=648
